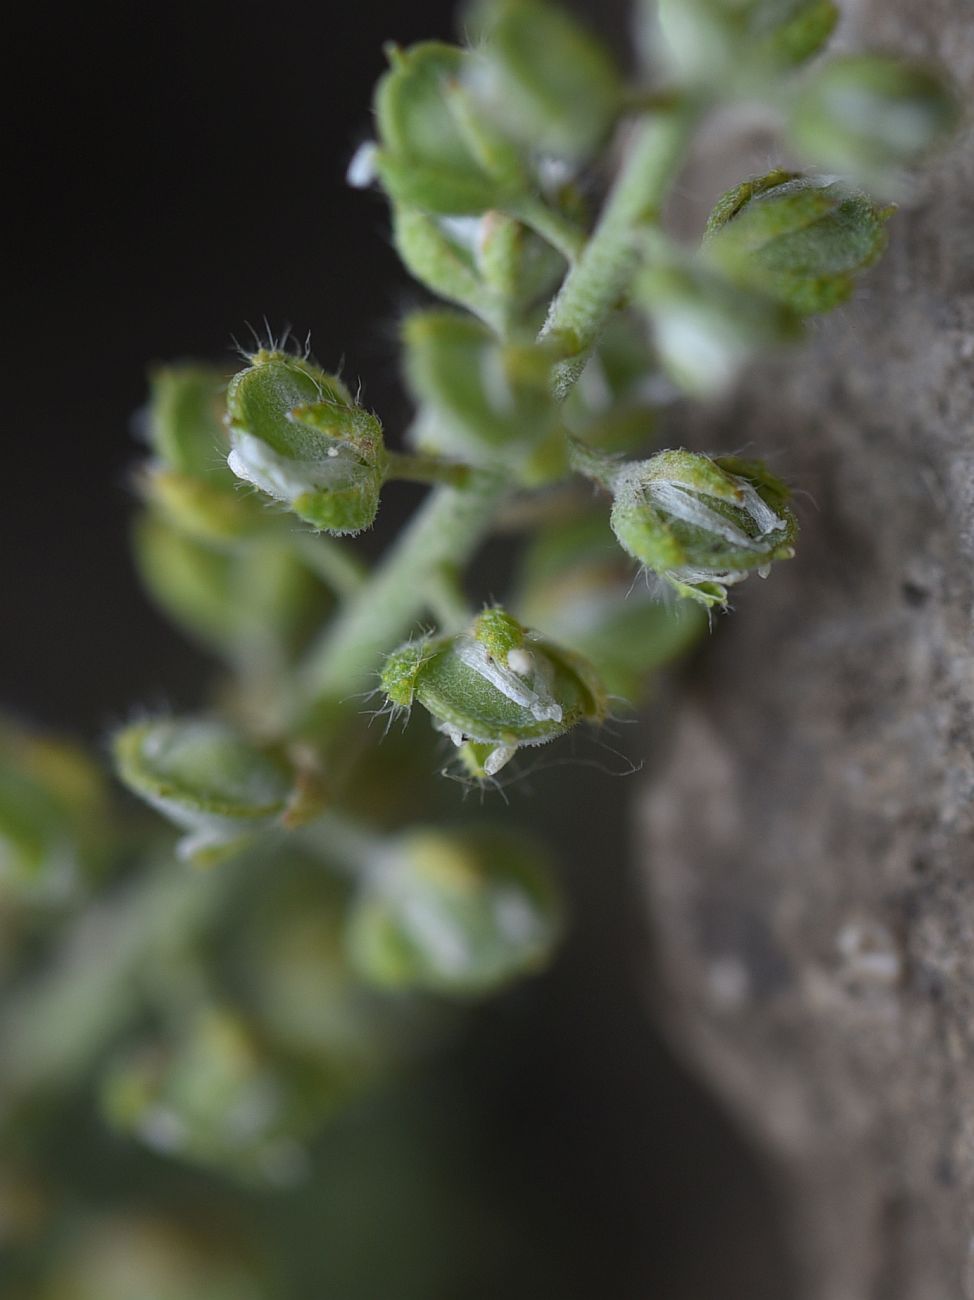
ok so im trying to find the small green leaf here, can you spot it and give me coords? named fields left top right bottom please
left=346, top=826, right=562, bottom=996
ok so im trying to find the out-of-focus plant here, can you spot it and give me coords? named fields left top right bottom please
left=2, top=0, right=955, bottom=1292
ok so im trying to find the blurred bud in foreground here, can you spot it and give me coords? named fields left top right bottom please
left=41, top=1213, right=264, bottom=1300
left=609, top=450, right=797, bottom=607
left=704, top=170, right=892, bottom=314
left=347, top=826, right=562, bottom=996
left=0, top=719, right=109, bottom=901
left=112, top=718, right=296, bottom=863
left=132, top=516, right=328, bottom=669
left=637, top=258, right=800, bottom=397
left=463, top=0, right=621, bottom=162
left=658, top=0, right=837, bottom=85
left=373, top=42, right=524, bottom=214
left=403, top=311, right=559, bottom=471
left=381, top=606, right=605, bottom=777
left=101, top=1009, right=348, bottom=1186
left=138, top=364, right=264, bottom=542
left=226, top=351, right=385, bottom=535
left=789, top=55, right=959, bottom=189
left=514, top=512, right=708, bottom=698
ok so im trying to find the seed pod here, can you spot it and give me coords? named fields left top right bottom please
left=463, top=0, right=622, bottom=161
left=346, top=826, right=562, bottom=996
left=609, top=450, right=797, bottom=607
left=373, top=42, right=524, bottom=214
left=704, top=171, right=891, bottom=315
left=637, top=259, right=800, bottom=396
left=381, top=607, right=606, bottom=776
left=112, top=718, right=296, bottom=863
left=658, top=0, right=837, bottom=84
left=226, top=351, right=385, bottom=535
left=402, top=311, right=558, bottom=466
left=789, top=55, right=958, bottom=185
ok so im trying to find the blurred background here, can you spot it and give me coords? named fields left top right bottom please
left=3, top=2, right=795, bottom=1295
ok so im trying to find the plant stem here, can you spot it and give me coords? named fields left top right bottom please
left=541, top=102, right=699, bottom=399
left=291, top=531, right=368, bottom=597
left=385, top=450, right=474, bottom=489
left=300, top=471, right=507, bottom=703
left=507, top=194, right=587, bottom=263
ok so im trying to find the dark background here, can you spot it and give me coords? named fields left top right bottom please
left=4, top=3, right=795, bottom=1295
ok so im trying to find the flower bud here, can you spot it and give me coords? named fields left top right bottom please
left=101, top=1009, right=334, bottom=1185
left=381, top=606, right=605, bottom=776
left=658, top=0, right=837, bottom=84
left=402, top=311, right=558, bottom=467
left=112, top=718, right=296, bottom=863
left=637, top=260, right=800, bottom=397
left=373, top=42, right=524, bottom=214
left=514, top=513, right=708, bottom=698
left=346, top=826, right=562, bottom=996
left=789, top=56, right=958, bottom=185
left=226, top=350, right=385, bottom=535
left=0, top=719, right=109, bottom=900
left=132, top=515, right=328, bottom=666
left=609, top=450, right=797, bottom=606
left=138, top=364, right=264, bottom=541
left=463, top=0, right=622, bottom=161
left=704, top=171, right=891, bottom=315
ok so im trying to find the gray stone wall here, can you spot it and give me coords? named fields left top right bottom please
left=637, top=4, right=974, bottom=1297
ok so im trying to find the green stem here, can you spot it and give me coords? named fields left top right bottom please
left=291, top=531, right=368, bottom=597
left=300, top=471, right=507, bottom=703
left=507, top=194, right=587, bottom=263
left=385, top=450, right=473, bottom=489
left=567, top=436, right=621, bottom=490
left=541, top=102, right=699, bottom=400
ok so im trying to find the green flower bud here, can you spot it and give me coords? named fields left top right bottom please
left=41, top=1214, right=264, bottom=1300
left=226, top=350, right=385, bottom=535
left=139, top=365, right=265, bottom=542
left=789, top=56, right=958, bottom=184
left=464, top=0, right=622, bottom=161
left=0, top=719, right=109, bottom=899
left=704, top=171, right=891, bottom=314
left=373, top=42, right=524, bottom=214
left=346, top=826, right=562, bottom=996
left=609, top=450, right=797, bottom=607
left=101, top=1010, right=340, bottom=1185
left=132, top=515, right=328, bottom=665
left=658, top=0, right=837, bottom=84
left=112, top=718, right=296, bottom=863
left=638, top=260, right=800, bottom=396
left=381, top=606, right=605, bottom=777
left=403, top=311, right=558, bottom=466
left=514, top=513, right=708, bottom=698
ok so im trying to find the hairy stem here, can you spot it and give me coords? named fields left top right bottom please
left=541, top=101, right=699, bottom=399
left=300, top=471, right=507, bottom=703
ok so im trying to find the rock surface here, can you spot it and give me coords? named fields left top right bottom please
left=637, top=4, right=974, bottom=1298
